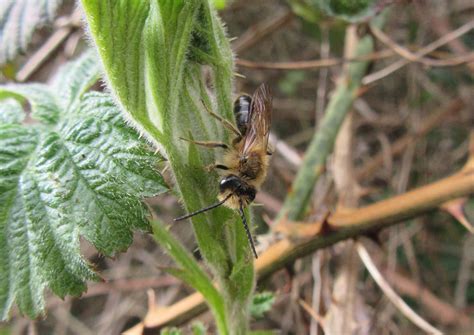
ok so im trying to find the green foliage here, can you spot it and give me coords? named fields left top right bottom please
left=250, top=292, right=275, bottom=319
left=0, top=326, right=11, bottom=335
left=0, top=51, right=167, bottom=320
left=0, top=0, right=65, bottom=65
left=211, top=0, right=228, bottom=10
left=82, top=0, right=255, bottom=333
left=289, top=0, right=379, bottom=23
left=159, top=322, right=208, bottom=335
left=278, top=71, right=307, bottom=96
left=323, top=0, right=373, bottom=16
left=191, top=321, right=208, bottom=335
left=0, top=99, right=24, bottom=124
left=161, top=328, right=182, bottom=335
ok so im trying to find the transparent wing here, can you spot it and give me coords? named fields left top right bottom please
left=240, top=84, right=272, bottom=155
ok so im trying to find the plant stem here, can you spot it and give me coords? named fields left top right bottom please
left=124, top=163, right=474, bottom=331
left=278, top=29, right=374, bottom=221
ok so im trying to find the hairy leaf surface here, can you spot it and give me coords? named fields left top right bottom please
left=0, top=52, right=167, bottom=320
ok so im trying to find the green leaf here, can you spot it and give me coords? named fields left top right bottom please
left=0, top=84, right=59, bottom=124
left=52, top=49, right=102, bottom=113
left=83, top=1, right=254, bottom=333
left=0, top=52, right=167, bottom=320
left=0, top=0, right=65, bottom=65
left=191, top=321, right=207, bottom=335
left=0, top=99, right=25, bottom=124
left=250, top=291, right=275, bottom=319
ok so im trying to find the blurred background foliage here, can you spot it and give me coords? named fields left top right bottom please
left=0, top=0, right=473, bottom=334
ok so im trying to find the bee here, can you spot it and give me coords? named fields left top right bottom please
left=174, top=84, right=272, bottom=258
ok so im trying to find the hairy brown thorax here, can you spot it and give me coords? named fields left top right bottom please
left=239, top=152, right=263, bottom=179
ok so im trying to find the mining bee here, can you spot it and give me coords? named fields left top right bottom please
left=174, top=84, right=272, bottom=259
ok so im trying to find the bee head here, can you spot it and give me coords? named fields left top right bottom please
left=219, top=175, right=256, bottom=202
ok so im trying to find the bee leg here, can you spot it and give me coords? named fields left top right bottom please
left=179, top=137, right=228, bottom=149
left=200, top=100, right=242, bottom=137
left=206, top=164, right=229, bottom=172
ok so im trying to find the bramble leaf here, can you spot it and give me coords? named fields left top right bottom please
left=0, top=99, right=25, bottom=124
left=0, top=51, right=167, bottom=320
left=0, top=0, right=65, bottom=65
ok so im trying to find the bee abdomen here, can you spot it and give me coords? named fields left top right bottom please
left=233, top=95, right=252, bottom=136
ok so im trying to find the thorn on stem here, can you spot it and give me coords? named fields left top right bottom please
left=441, top=197, right=474, bottom=234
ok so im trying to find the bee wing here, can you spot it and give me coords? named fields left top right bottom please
left=241, top=84, right=272, bottom=155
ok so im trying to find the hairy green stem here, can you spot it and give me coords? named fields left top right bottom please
left=82, top=1, right=254, bottom=333
left=278, top=26, right=378, bottom=221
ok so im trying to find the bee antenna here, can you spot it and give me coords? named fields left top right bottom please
left=239, top=201, right=258, bottom=259
left=174, top=194, right=232, bottom=221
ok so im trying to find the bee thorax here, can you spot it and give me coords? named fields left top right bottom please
left=239, top=152, right=264, bottom=179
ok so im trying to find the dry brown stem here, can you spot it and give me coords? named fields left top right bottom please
left=125, top=163, right=474, bottom=332
left=235, top=49, right=393, bottom=70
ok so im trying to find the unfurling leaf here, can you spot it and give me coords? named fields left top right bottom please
left=0, top=51, right=167, bottom=320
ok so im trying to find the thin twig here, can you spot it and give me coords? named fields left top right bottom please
left=16, top=8, right=83, bottom=82
left=232, top=10, right=293, bottom=53
left=310, top=252, right=322, bottom=335
left=299, top=298, right=325, bottom=328
left=370, top=25, right=474, bottom=67
left=383, top=267, right=472, bottom=327
left=356, top=242, right=443, bottom=335
left=235, top=49, right=393, bottom=70
left=363, top=20, right=474, bottom=85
